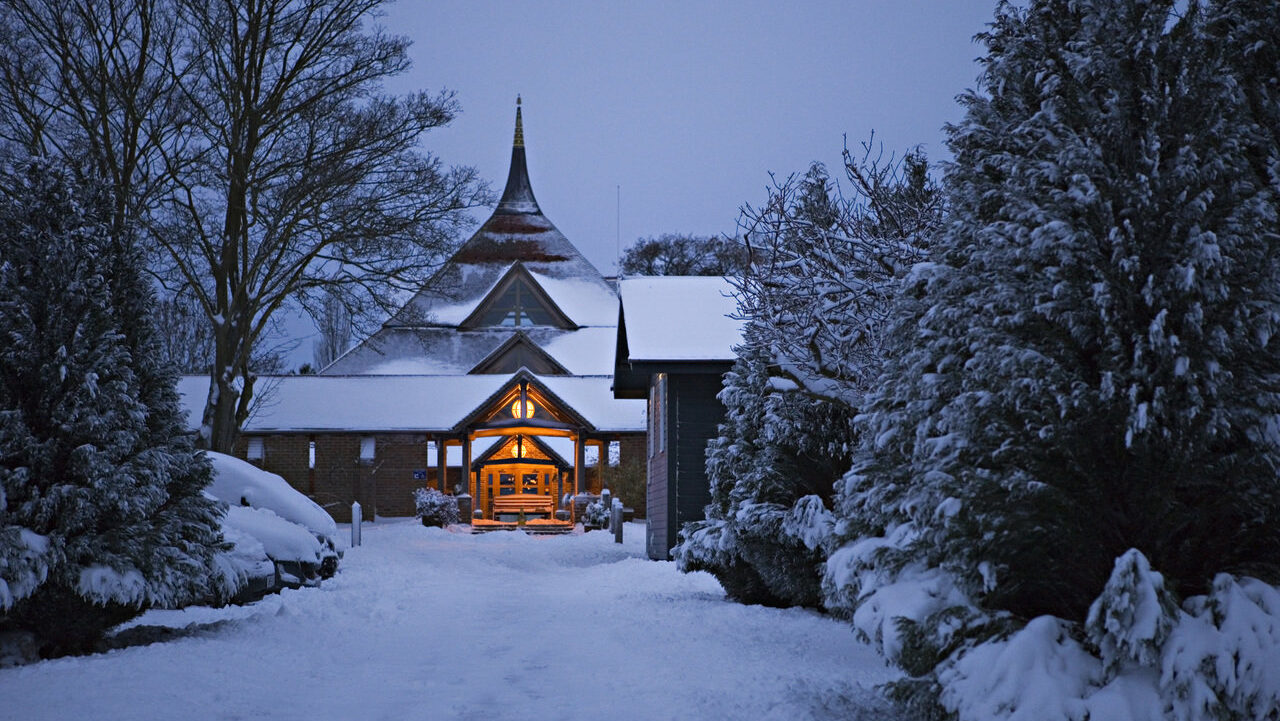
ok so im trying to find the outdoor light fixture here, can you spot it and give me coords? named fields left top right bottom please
left=510, top=399, right=535, bottom=419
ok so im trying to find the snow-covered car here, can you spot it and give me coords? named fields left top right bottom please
left=204, top=452, right=343, bottom=602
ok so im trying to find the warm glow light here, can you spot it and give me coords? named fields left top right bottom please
left=510, top=399, right=535, bottom=419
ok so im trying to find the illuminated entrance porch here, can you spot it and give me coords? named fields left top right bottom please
left=451, top=371, right=614, bottom=532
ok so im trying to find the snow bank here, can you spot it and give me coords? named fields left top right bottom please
left=907, top=549, right=1280, bottom=721
left=221, top=505, right=322, bottom=564
left=206, top=452, right=337, bottom=537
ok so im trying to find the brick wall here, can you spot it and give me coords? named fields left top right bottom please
left=234, top=432, right=433, bottom=523
left=230, top=431, right=646, bottom=524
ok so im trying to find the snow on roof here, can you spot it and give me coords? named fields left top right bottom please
left=537, top=375, right=646, bottom=431
left=540, top=327, right=620, bottom=375
left=527, top=270, right=619, bottom=327
left=619, top=276, right=745, bottom=362
left=177, top=374, right=644, bottom=433
left=322, top=326, right=616, bottom=377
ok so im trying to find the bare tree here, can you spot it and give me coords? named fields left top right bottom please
left=312, top=291, right=352, bottom=370
left=620, top=233, right=748, bottom=277
left=0, top=0, right=491, bottom=452
left=0, top=0, right=187, bottom=238
left=154, top=289, right=215, bottom=373
left=734, top=138, right=943, bottom=405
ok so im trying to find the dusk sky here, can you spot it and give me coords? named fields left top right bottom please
left=380, top=0, right=1000, bottom=276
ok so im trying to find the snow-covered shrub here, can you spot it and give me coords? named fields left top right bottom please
left=0, top=161, right=234, bottom=658
left=581, top=499, right=609, bottom=530
left=674, top=347, right=850, bottom=609
left=676, top=518, right=783, bottom=607
left=1085, top=549, right=1180, bottom=675
left=1163, top=574, right=1280, bottom=721
left=412, top=488, right=459, bottom=527
left=902, top=550, right=1280, bottom=721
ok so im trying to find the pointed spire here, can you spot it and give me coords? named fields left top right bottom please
left=513, top=95, right=524, bottom=148
left=497, top=95, right=539, bottom=214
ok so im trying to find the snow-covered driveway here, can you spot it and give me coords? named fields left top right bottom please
left=3, top=520, right=895, bottom=720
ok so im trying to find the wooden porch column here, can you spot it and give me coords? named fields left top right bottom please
left=436, top=437, right=448, bottom=493
left=461, top=431, right=472, bottom=506
left=574, top=429, right=586, bottom=494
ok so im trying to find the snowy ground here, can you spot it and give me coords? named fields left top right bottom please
left=2, top=520, right=898, bottom=721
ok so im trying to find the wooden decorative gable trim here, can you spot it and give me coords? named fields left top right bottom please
left=468, top=332, right=569, bottom=376
left=471, top=434, right=568, bottom=468
left=459, top=370, right=591, bottom=434
left=458, top=263, right=577, bottom=331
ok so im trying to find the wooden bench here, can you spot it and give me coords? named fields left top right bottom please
left=491, top=495, right=555, bottom=520
left=474, top=495, right=572, bottom=535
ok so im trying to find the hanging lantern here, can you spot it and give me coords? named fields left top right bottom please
left=510, top=399, right=535, bottom=419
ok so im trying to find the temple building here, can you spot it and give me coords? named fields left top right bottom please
left=181, top=99, right=646, bottom=524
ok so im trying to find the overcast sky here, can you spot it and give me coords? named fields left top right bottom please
left=380, top=0, right=999, bottom=276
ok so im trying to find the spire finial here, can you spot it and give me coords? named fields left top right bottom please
left=513, top=95, right=524, bottom=148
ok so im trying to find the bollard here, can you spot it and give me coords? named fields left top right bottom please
left=612, top=498, right=623, bottom=544
left=600, top=489, right=612, bottom=528
left=351, top=501, right=362, bottom=547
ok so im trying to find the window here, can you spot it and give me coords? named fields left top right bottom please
left=360, top=436, right=376, bottom=463
left=474, top=277, right=559, bottom=327
left=247, top=437, right=264, bottom=462
left=308, top=440, right=316, bottom=469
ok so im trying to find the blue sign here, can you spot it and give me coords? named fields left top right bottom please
left=412, top=469, right=426, bottom=480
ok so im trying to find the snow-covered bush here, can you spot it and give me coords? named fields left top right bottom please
left=824, top=1, right=1280, bottom=715
left=413, top=488, right=459, bottom=528
left=580, top=499, right=609, bottom=530
left=912, top=550, right=1280, bottom=721
left=674, top=348, right=850, bottom=608
left=0, top=162, right=234, bottom=658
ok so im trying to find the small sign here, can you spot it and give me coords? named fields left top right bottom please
left=412, top=469, right=426, bottom=480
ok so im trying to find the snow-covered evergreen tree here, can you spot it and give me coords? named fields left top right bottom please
left=675, top=345, right=849, bottom=607
left=829, top=0, right=1280, bottom=716
left=0, top=161, right=234, bottom=657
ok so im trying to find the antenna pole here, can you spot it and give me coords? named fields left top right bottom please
left=616, top=184, right=621, bottom=273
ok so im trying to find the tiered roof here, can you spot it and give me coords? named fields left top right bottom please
left=325, top=98, right=617, bottom=376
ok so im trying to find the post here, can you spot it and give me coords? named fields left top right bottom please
left=436, top=437, right=448, bottom=493
left=574, top=431, right=585, bottom=493
left=461, top=433, right=472, bottom=497
left=351, top=501, right=362, bottom=547
left=612, top=498, right=623, bottom=544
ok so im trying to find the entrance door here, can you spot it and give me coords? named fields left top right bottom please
left=479, top=463, right=559, bottom=517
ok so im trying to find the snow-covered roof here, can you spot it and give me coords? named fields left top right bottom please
left=376, top=106, right=614, bottom=333
left=619, top=277, right=744, bottom=362
left=527, top=270, right=619, bottom=327
left=177, top=374, right=645, bottom=434
left=323, top=103, right=619, bottom=379
left=323, top=326, right=619, bottom=377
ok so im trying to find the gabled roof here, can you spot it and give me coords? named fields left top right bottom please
left=458, top=263, right=576, bottom=331
left=471, top=434, right=568, bottom=468
left=468, top=331, right=570, bottom=375
left=618, top=277, right=744, bottom=361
